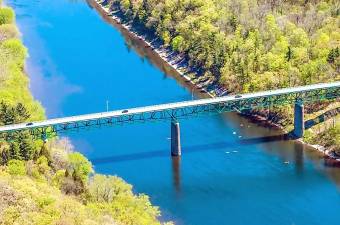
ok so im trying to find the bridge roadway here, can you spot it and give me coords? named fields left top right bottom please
left=0, top=82, right=339, bottom=142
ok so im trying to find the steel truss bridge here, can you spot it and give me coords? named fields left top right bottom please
left=0, top=82, right=339, bottom=141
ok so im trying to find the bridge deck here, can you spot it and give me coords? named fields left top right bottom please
left=0, top=82, right=339, bottom=135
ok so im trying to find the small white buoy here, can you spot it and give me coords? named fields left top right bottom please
left=225, top=151, right=230, bottom=154
left=233, top=150, right=238, bottom=153
left=233, top=131, right=236, bottom=135
left=238, top=135, right=242, bottom=138
left=284, top=161, right=289, bottom=164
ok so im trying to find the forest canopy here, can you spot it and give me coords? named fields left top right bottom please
left=106, top=0, right=340, bottom=93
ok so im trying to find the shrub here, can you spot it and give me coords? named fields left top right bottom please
left=0, top=7, right=15, bottom=25
left=303, top=129, right=314, bottom=143
left=88, top=174, right=132, bottom=203
left=36, top=155, right=50, bottom=175
left=67, top=152, right=93, bottom=184
left=52, top=169, right=65, bottom=188
left=61, top=176, right=84, bottom=195
left=25, top=160, right=42, bottom=179
left=0, top=24, right=19, bottom=42
left=0, top=38, right=27, bottom=67
left=36, top=196, right=55, bottom=209
left=7, top=159, right=25, bottom=176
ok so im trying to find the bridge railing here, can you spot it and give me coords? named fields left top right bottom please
left=0, top=82, right=339, bottom=140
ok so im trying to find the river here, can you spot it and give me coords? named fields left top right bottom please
left=6, top=0, right=340, bottom=224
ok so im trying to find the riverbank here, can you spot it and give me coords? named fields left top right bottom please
left=90, top=0, right=216, bottom=98
left=0, top=2, right=171, bottom=224
left=90, top=0, right=339, bottom=160
left=90, top=0, right=287, bottom=129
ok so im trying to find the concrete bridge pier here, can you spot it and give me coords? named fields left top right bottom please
left=293, top=102, right=304, bottom=138
left=171, top=120, right=181, bottom=156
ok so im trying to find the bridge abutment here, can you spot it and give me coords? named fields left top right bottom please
left=293, top=102, right=304, bottom=138
left=171, top=120, right=181, bottom=156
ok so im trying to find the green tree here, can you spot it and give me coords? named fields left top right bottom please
left=88, top=174, right=132, bottom=203
left=0, top=7, right=15, bottom=25
left=36, top=155, right=50, bottom=175
left=285, top=46, right=293, bottom=62
left=18, top=132, right=35, bottom=161
left=7, top=159, right=25, bottom=175
left=1, top=39, right=27, bottom=68
left=171, top=35, right=184, bottom=52
left=67, top=152, right=93, bottom=184
left=327, top=47, right=339, bottom=64
left=9, top=141, right=21, bottom=160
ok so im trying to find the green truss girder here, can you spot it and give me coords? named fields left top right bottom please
left=0, top=85, right=339, bottom=141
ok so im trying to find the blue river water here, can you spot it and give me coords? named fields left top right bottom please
left=7, top=0, right=340, bottom=224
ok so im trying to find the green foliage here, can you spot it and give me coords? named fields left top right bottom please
left=0, top=102, right=30, bottom=125
left=310, top=124, right=340, bottom=150
left=7, top=159, right=25, bottom=175
left=26, top=160, right=43, bottom=179
left=88, top=194, right=162, bottom=225
left=9, top=141, right=21, bottom=160
left=51, top=169, right=65, bottom=188
left=0, top=126, right=40, bottom=163
left=87, top=174, right=166, bottom=225
left=0, top=7, right=14, bottom=25
left=88, top=174, right=132, bottom=203
left=67, top=152, right=93, bottom=184
left=0, top=5, right=169, bottom=225
left=327, top=47, right=339, bottom=64
left=1, top=38, right=27, bottom=68
left=0, top=8, right=45, bottom=166
left=171, top=35, right=184, bottom=52
left=0, top=168, right=171, bottom=225
left=303, top=130, right=314, bottom=143
left=108, top=0, right=339, bottom=94
left=36, top=156, right=50, bottom=175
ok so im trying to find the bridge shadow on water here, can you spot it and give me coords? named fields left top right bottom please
left=91, top=133, right=293, bottom=165
left=91, top=133, right=298, bottom=194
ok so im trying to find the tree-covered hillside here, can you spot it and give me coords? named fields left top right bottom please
left=0, top=139, right=170, bottom=225
left=0, top=1, right=45, bottom=164
left=106, top=0, right=339, bottom=93
left=0, top=3, right=171, bottom=224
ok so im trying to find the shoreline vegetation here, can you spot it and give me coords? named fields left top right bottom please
left=88, top=0, right=340, bottom=160
left=0, top=0, right=338, bottom=223
left=0, top=2, right=171, bottom=224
